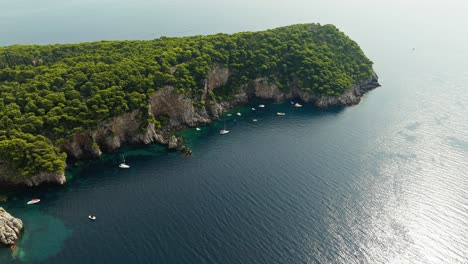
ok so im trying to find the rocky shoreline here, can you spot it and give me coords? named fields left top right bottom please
left=0, top=208, right=23, bottom=247
left=0, top=65, right=379, bottom=187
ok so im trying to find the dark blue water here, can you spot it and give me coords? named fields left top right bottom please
left=1, top=1, right=468, bottom=263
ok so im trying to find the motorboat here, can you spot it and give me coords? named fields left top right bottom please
left=277, top=112, right=286, bottom=116
left=27, top=198, right=40, bottom=205
left=88, top=215, right=97, bottom=221
left=196, top=127, right=201, bottom=131
left=119, top=163, right=130, bottom=169
left=219, top=129, right=230, bottom=135
left=294, top=103, right=302, bottom=108
left=258, top=104, right=265, bottom=108
left=236, top=112, right=241, bottom=116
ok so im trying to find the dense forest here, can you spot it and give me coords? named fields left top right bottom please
left=0, top=23, right=374, bottom=178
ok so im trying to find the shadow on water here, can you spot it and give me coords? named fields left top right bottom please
left=178, top=101, right=346, bottom=148
left=0, top=101, right=347, bottom=263
left=0, top=143, right=171, bottom=263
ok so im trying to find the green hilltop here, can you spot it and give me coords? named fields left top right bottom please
left=0, top=23, right=374, bottom=179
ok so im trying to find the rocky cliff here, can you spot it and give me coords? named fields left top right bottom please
left=60, top=65, right=379, bottom=162
left=0, top=163, right=66, bottom=187
left=236, top=71, right=380, bottom=107
left=2, top=64, right=379, bottom=186
left=57, top=65, right=234, bottom=161
left=0, top=23, right=381, bottom=186
left=0, top=208, right=23, bottom=246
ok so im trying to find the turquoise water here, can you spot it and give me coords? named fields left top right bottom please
left=1, top=0, right=468, bottom=263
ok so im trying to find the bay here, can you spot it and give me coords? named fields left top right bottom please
left=1, top=0, right=468, bottom=263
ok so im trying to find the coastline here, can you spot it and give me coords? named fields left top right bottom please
left=0, top=72, right=379, bottom=187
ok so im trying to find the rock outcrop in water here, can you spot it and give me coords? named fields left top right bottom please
left=0, top=208, right=23, bottom=246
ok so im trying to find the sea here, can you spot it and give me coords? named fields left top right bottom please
left=0, top=0, right=467, bottom=263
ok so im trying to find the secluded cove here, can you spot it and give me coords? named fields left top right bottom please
left=1, top=69, right=467, bottom=263
left=0, top=101, right=349, bottom=263
left=0, top=23, right=378, bottom=187
left=2, top=0, right=468, bottom=262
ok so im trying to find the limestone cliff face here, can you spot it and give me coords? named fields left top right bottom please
left=57, top=67, right=234, bottom=166
left=4, top=64, right=379, bottom=186
left=207, top=64, right=230, bottom=92
left=245, top=78, right=291, bottom=102
left=59, top=85, right=220, bottom=162
left=12, top=172, right=66, bottom=187
left=0, top=164, right=65, bottom=187
left=304, top=72, right=380, bottom=107
left=149, top=86, right=211, bottom=127
left=234, top=72, right=380, bottom=108
left=0, top=208, right=23, bottom=246
left=60, top=110, right=167, bottom=160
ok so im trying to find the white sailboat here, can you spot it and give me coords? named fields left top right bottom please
left=119, top=155, right=130, bottom=168
left=219, top=121, right=230, bottom=135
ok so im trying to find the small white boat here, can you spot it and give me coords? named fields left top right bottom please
left=227, top=114, right=232, bottom=117
left=27, top=198, right=40, bottom=205
left=220, top=121, right=229, bottom=134
left=294, top=103, right=302, bottom=108
left=251, top=107, right=256, bottom=111
left=291, top=101, right=295, bottom=105
left=236, top=112, right=241, bottom=116
left=196, top=127, right=201, bottom=131
left=88, top=215, right=96, bottom=221
left=119, top=154, right=130, bottom=168
left=252, top=119, right=258, bottom=122
left=119, top=163, right=130, bottom=169
left=277, top=112, right=286, bottom=116
left=258, top=104, right=265, bottom=108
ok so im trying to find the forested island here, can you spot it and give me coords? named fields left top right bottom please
left=0, top=23, right=379, bottom=186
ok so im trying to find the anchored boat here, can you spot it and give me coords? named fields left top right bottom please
left=220, top=121, right=230, bottom=135
left=119, top=155, right=130, bottom=169
left=27, top=198, right=40, bottom=205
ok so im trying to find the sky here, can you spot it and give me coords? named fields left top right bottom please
left=1, top=0, right=468, bottom=72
